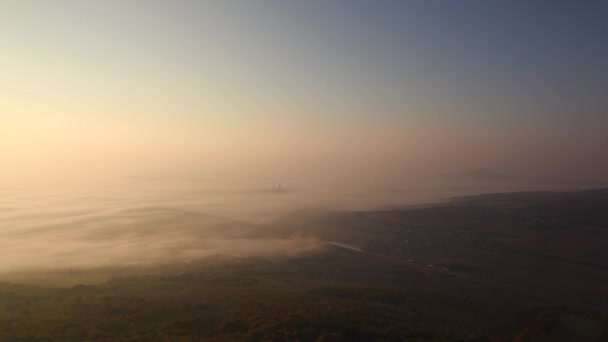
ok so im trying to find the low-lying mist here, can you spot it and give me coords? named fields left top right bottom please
left=0, top=171, right=596, bottom=276
left=0, top=192, right=323, bottom=274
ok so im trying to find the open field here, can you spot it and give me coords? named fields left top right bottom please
left=1, top=188, right=607, bottom=341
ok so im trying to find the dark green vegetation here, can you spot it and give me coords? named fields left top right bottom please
left=1, top=256, right=606, bottom=341
left=1, top=189, right=607, bottom=341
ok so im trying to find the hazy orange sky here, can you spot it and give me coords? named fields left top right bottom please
left=2, top=1, right=607, bottom=188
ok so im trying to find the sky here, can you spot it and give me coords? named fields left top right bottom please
left=2, top=0, right=608, bottom=188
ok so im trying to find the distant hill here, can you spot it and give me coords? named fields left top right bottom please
left=452, top=187, right=608, bottom=204
left=440, top=168, right=513, bottom=181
